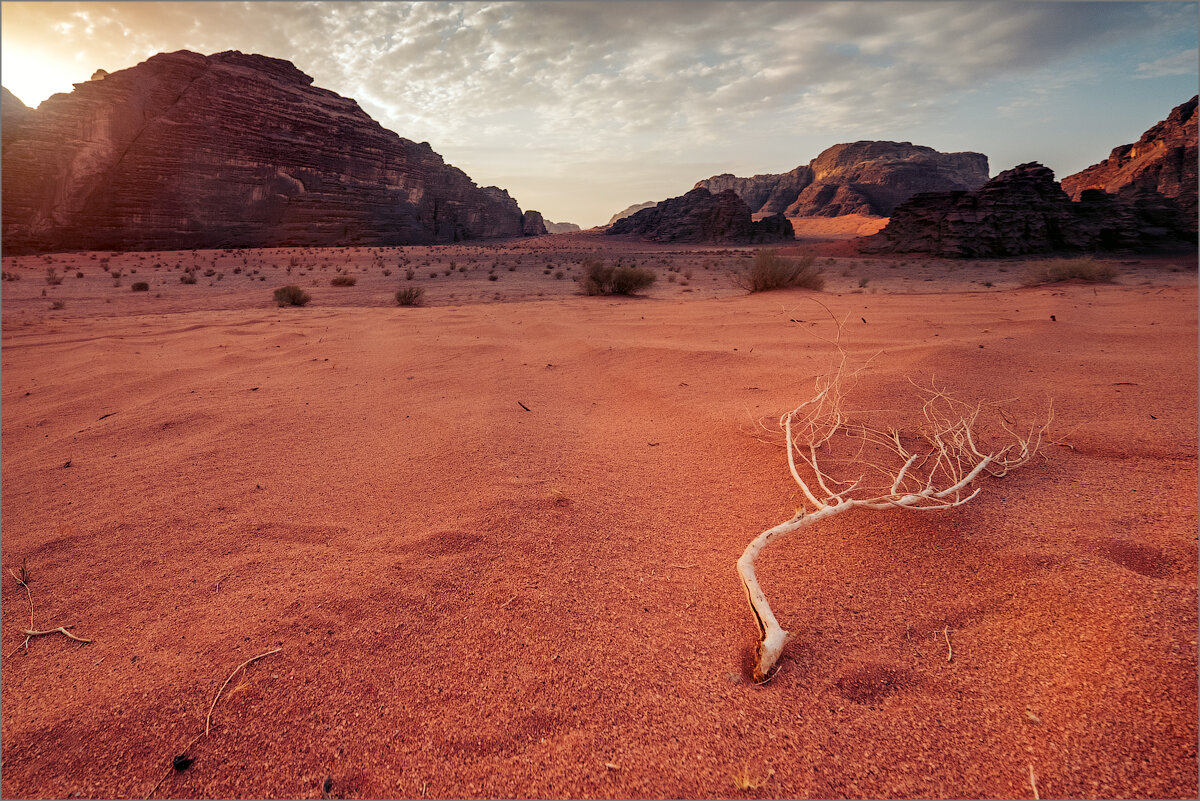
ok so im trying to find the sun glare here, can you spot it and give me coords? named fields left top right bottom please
left=0, top=42, right=88, bottom=108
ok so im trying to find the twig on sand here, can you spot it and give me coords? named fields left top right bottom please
left=500, top=595, right=517, bottom=608
left=145, top=647, right=282, bottom=799
left=1028, top=763, right=1039, bottom=800
left=944, top=626, right=953, bottom=663
left=670, top=563, right=695, bottom=569
left=6, top=562, right=92, bottom=656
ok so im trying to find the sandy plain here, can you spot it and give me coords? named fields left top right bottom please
left=1, top=232, right=1197, bottom=799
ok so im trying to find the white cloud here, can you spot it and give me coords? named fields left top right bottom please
left=1136, top=48, right=1200, bottom=78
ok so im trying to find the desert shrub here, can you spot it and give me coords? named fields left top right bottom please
left=45, top=268, right=63, bottom=285
left=180, top=271, right=197, bottom=284
left=131, top=281, right=150, bottom=291
left=1020, top=258, right=1117, bottom=286
left=395, top=287, right=425, bottom=307
left=273, top=285, right=312, bottom=307
left=330, top=275, right=357, bottom=286
left=50, top=300, right=65, bottom=310
left=1, top=271, right=19, bottom=281
left=405, top=269, right=415, bottom=281
left=554, top=270, right=564, bottom=280
left=488, top=274, right=499, bottom=281
left=731, top=248, right=824, bottom=292
left=581, top=259, right=657, bottom=296
left=76, top=271, right=84, bottom=278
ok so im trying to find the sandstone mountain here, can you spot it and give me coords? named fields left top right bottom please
left=694, top=142, right=990, bottom=218
left=521, top=210, right=548, bottom=236
left=606, top=187, right=794, bottom=243
left=862, top=162, right=1195, bottom=258
left=544, top=220, right=581, bottom=233
left=2, top=50, right=539, bottom=254
left=1, top=87, right=33, bottom=146
left=606, top=201, right=657, bottom=226
left=1061, top=96, right=1197, bottom=230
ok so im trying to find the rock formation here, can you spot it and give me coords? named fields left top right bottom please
left=1061, top=96, right=1197, bottom=231
left=521, top=210, right=548, bottom=236
left=861, top=162, right=1195, bottom=257
left=2, top=50, right=533, bottom=254
left=606, top=188, right=794, bottom=243
left=544, top=220, right=581, bottom=233
left=694, top=142, right=989, bottom=218
left=1, top=87, right=33, bottom=147
left=606, top=201, right=657, bottom=226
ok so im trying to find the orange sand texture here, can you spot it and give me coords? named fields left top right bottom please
left=1, top=236, right=1197, bottom=798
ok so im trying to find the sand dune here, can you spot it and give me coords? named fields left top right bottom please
left=1, top=247, right=1197, bottom=798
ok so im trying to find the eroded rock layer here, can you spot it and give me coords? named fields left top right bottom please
left=694, top=142, right=989, bottom=218
left=2, top=50, right=530, bottom=253
left=606, top=188, right=794, bottom=243
left=1061, top=96, right=1197, bottom=231
left=862, top=162, right=1195, bottom=257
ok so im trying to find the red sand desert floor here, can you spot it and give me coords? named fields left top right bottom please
left=1, top=246, right=1197, bottom=798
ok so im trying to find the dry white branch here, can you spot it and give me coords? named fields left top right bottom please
left=738, top=356, right=1048, bottom=682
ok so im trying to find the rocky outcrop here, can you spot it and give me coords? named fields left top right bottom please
left=861, top=162, right=1195, bottom=257
left=1061, top=96, right=1197, bottom=231
left=521, top=210, right=548, bottom=236
left=694, top=142, right=989, bottom=218
left=544, top=220, right=581, bottom=233
left=1, top=50, right=532, bottom=253
left=1, top=87, right=33, bottom=148
left=606, top=201, right=657, bottom=226
left=606, top=188, right=794, bottom=243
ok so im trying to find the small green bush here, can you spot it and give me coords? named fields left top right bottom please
left=731, top=249, right=824, bottom=292
left=273, top=285, right=312, bottom=307
left=582, top=259, right=656, bottom=296
left=131, top=281, right=150, bottom=292
left=1021, top=258, right=1117, bottom=286
left=330, top=275, right=357, bottom=286
left=395, top=287, right=425, bottom=306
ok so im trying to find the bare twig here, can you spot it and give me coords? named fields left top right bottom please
left=1029, top=763, right=1039, bottom=800
left=7, top=562, right=91, bottom=654
left=206, top=647, right=282, bottom=736
left=738, top=335, right=1048, bottom=681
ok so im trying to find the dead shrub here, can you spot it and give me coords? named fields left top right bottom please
left=131, top=281, right=150, bottom=292
left=273, top=285, right=312, bottom=307
left=582, top=259, right=656, bottom=296
left=395, top=287, right=425, bottom=306
left=1020, top=258, right=1117, bottom=286
left=731, top=248, right=824, bottom=292
left=330, top=275, right=357, bottom=287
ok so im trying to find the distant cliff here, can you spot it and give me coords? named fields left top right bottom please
left=2, top=50, right=535, bottom=253
left=862, top=162, right=1195, bottom=257
left=694, top=142, right=989, bottom=217
left=1061, top=96, right=1197, bottom=231
left=606, top=188, right=794, bottom=243
left=606, top=201, right=657, bottom=227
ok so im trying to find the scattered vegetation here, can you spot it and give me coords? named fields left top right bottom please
left=1021, top=257, right=1118, bottom=286
left=581, top=259, right=657, bottom=296
left=395, top=287, right=425, bottom=307
left=731, top=248, right=824, bottom=292
left=273, top=285, right=312, bottom=307
left=330, top=275, right=357, bottom=287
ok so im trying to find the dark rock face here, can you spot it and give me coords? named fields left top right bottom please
left=521, top=210, right=548, bottom=236
left=606, top=188, right=794, bottom=243
left=1061, top=96, right=1197, bottom=231
left=1, top=50, right=530, bottom=254
left=544, top=220, right=581, bottom=233
left=606, top=201, right=657, bottom=226
left=862, top=162, right=1195, bottom=257
left=1, top=87, right=33, bottom=147
left=694, top=142, right=989, bottom=218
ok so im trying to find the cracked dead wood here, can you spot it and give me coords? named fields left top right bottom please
left=737, top=348, right=1048, bottom=683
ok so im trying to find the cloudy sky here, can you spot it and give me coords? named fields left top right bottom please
left=2, top=1, right=1196, bottom=227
